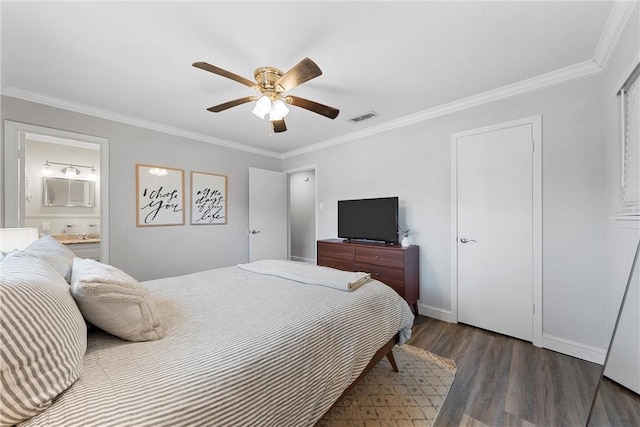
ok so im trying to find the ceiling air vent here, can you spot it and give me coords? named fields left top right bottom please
left=348, top=111, right=378, bottom=124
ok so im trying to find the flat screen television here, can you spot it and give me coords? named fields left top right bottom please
left=338, top=196, right=399, bottom=243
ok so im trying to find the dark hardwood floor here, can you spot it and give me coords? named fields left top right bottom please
left=589, top=377, right=640, bottom=427
left=406, top=316, right=610, bottom=427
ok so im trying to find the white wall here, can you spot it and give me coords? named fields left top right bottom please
left=1, top=95, right=281, bottom=281
left=283, top=71, right=609, bottom=357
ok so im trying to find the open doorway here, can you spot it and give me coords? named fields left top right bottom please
left=287, top=167, right=316, bottom=264
left=3, top=121, right=109, bottom=263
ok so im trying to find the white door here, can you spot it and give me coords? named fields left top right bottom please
left=249, top=167, right=287, bottom=262
left=455, top=121, right=536, bottom=342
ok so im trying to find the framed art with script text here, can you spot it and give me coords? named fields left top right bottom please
left=191, top=171, right=227, bottom=225
left=136, top=164, right=185, bottom=226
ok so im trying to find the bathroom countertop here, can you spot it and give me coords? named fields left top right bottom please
left=50, top=234, right=101, bottom=245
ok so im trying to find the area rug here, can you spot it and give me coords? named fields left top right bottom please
left=318, top=345, right=457, bottom=427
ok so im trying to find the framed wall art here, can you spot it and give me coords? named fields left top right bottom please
left=191, top=171, right=227, bottom=225
left=136, top=164, right=185, bottom=226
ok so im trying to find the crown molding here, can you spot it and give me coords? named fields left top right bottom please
left=1, top=87, right=282, bottom=159
left=282, top=60, right=603, bottom=159
left=593, top=1, right=638, bottom=69
left=0, top=57, right=607, bottom=162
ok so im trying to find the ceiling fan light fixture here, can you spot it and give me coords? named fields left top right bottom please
left=270, top=99, right=290, bottom=121
left=252, top=95, right=272, bottom=120
left=194, top=58, right=339, bottom=132
left=251, top=106, right=266, bottom=120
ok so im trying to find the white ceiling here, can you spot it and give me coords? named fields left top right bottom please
left=0, top=1, right=628, bottom=157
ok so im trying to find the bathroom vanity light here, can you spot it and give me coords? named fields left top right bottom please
left=40, top=161, right=54, bottom=176
left=62, top=166, right=80, bottom=177
left=41, top=160, right=97, bottom=179
left=88, top=167, right=98, bottom=181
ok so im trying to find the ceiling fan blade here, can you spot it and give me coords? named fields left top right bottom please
left=275, top=58, right=322, bottom=92
left=193, top=62, right=256, bottom=88
left=206, top=96, right=255, bottom=113
left=286, top=95, right=339, bottom=119
left=272, top=118, right=287, bottom=133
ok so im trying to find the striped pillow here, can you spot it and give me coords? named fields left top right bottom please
left=24, top=235, right=76, bottom=283
left=0, top=252, right=87, bottom=425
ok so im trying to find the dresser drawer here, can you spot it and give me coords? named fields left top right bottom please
left=355, top=262, right=405, bottom=291
left=318, top=241, right=354, bottom=260
left=355, top=246, right=405, bottom=268
left=318, top=255, right=354, bottom=272
left=317, top=239, right=419, bottom=314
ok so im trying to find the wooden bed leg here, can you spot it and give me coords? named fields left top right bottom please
left=318, top=335, right=400, bottom=424
left=386, top=348, right=399, bottom=372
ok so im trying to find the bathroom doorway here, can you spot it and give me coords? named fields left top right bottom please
left=287, top=166, right=317, bottom=264
left=2, top=121, right=109, bottom=262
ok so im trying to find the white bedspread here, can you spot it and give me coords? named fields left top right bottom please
left=237, top=259, right=371, bottom=291
left=20, top=265, right=414, bottom=427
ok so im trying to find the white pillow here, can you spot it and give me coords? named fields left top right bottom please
left=0, top=252, right=87, bottom=426
left=24, top=235, right=76, bottom=283
left=70, top=258, right=165, bottom=342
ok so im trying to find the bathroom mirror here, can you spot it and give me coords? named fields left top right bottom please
left=42, top=177, right=95, bottom=207
left=586, top=239, right=640, bottom=426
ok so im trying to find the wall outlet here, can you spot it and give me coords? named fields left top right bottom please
left=42, top=222, right=51, bottom=231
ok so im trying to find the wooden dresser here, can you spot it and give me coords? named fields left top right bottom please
left=317, top=239, right=419, bottom=314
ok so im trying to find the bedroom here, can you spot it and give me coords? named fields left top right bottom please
left=1, top=1, right=639, bottom=426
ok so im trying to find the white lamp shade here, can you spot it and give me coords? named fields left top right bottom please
left=252, top=95, right=272, bottom=120
left=0, top=228, right=39, bottom=252
left=41, top=163, right=54, bottom=176
left=270, top=99, right=290, bottom=120
left=63, top=166, right=80, bottom=177
left=251, top=105, right=266, bottom=119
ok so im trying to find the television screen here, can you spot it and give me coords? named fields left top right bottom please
left=338, top=197, right=399, bottom=243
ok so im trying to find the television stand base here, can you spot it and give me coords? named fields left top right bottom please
left=341, top=238, right=397, bottom=246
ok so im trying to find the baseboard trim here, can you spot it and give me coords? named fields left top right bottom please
left=417, top=303, right=455, bottom=323
left=290, top=256, right=315, bottom=264
left=418, top=306, right=607, bottom=364
left=542, top=332, right=607, bottom=365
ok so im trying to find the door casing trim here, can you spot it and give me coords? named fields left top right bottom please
left=2, top=120, right=110, bottom=264
left=450, top=115, right=542, bottom=347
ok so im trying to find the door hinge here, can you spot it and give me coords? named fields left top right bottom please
left=532, top=302, right=535, bottom=314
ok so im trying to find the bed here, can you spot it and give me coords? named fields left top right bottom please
left=0, top=237, right=414, bottom=426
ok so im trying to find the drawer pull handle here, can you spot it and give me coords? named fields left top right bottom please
left=376, top=255, right=379, bottom=259
left=374, top=272, right=380, bottom=276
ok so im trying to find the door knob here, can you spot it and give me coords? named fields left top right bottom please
left=248, top=229, right=261, bottom=235
left=460, top=237, right=477, bottom=243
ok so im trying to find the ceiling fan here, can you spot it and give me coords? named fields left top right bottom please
left=193, top=57, right=339, bottom=133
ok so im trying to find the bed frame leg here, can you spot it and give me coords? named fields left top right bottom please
left=386, top=348, right=399, bottom=372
